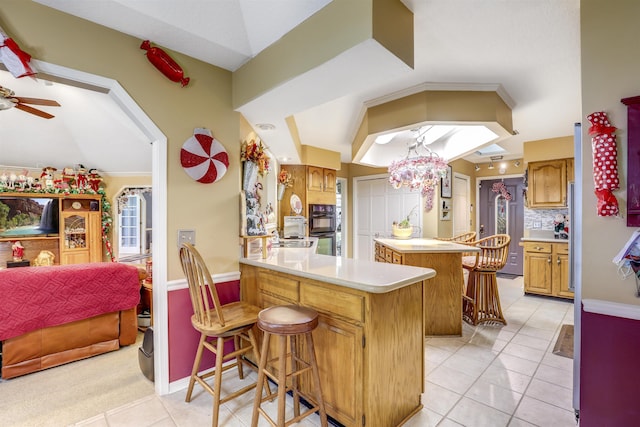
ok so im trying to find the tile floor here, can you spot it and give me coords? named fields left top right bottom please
left=72, top=276, right=577, bottom=427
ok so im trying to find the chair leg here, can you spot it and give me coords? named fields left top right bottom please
left=463, top=271, right=479, bottom=325
left=251, top=331, right=271, bottom=427
left=186, top=333, right=207, bottom=402
left=306, top=332, right=328, bottom=427
left=233, top=335, right=244, bottom=379
left=211, top=336, right=226, bottom=427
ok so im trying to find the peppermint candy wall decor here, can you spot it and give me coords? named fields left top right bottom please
left=180, top=128, right=229, bottom=184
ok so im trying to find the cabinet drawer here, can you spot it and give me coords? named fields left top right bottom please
left=392, top=251, right=403, bottom=264
left=300, top=284, right=364, bottom=323
left=384, top=248, right=393, bottom=263
left=554, top=244, right=569, bottom=255
left=258, top=271, right=299, bottom=302
left=523, top=242, right=552, bottom=254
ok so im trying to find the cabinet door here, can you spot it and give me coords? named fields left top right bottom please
left=323, top=169, right=336, bottom=193
left=524, top=251, right=552, bottom=295
left=60, top=212, right=91, bottom=265
left=528, top=160, right=567, bottom=208
left=301, top=314, right=363, bottom=427
left=307, top=166, right=324, bottom=192
left=88, top=212, right=103, bottom=262
left=553, top=245, right=573, bottom=298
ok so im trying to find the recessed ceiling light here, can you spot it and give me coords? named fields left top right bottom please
left=256, top=123, right=275, bottom=131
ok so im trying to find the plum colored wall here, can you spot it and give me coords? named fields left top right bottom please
left=580, top=310, right=640, bottom=426
left=168, top=280, right=240, bottom=382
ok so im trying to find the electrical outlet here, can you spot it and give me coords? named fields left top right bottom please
left=177, top=229, right=196, bottom=248
left=533, top=221, right=542, bottom=229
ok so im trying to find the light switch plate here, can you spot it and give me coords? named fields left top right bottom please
left=178, top=229, right=196, bottom=248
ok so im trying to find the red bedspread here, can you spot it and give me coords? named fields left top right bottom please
left=0, top=263, right=141, bottom=341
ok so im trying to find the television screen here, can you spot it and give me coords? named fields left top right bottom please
left=0, top=197, right=59, bottom=238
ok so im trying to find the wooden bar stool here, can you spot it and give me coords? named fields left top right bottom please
left=251, top=305, right=328, bottom=427
left=462, top=234, right=510, bottom=326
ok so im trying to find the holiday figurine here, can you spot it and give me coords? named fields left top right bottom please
left=11, top=240, right=24, bottom=261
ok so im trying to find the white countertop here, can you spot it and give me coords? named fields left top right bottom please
left=374, top=237, right=480, bottom=254
left=520, top=237, right=569, bottom=243
left=240, top=245, right=436, bottom=294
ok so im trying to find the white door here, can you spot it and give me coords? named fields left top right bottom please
left=354, top=175, right=421, bottom=261
left=452, top=173, right=471, bottom=236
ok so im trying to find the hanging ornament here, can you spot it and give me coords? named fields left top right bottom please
left=587, top=111, right=620, bottom=217
left=0, top=25, right=37, bottom=78
left=140, top=40, right=189, bottom=86
left=180, top=128, right=229, bottom=183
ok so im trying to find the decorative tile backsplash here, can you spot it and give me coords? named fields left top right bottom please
left=524, top=208, right=568, bottom=230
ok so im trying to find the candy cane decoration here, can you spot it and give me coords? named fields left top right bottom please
left=0, top=25, right=36, bottom=78
left=587, top=111, right=620, bottom=217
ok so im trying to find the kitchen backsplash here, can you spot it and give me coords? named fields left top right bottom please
left=524, top=207, right=568, bottom=230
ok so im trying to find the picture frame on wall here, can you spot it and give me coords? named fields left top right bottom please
left=441, top=165, right=452, bottom=198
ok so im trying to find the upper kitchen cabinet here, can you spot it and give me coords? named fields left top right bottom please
left=307, top=166, right=336, bottom=193
left=527, top=159, right=569, bottom=208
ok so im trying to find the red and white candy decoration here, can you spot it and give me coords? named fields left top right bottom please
left=587, top=111, right=620, bottom=217
left=180, top=128, right=229, bottom=184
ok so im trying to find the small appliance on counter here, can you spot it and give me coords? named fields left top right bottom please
left=283, top=216, right=306, bottom=239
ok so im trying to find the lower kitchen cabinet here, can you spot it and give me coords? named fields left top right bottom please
left=522, top=241, right=573, bottom=299
left=240, top=264, right=424, bottom=427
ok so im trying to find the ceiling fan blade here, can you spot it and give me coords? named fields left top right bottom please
left=14, top=103, right=55, bottom=119
left=13, top=97, right=61, bottom=107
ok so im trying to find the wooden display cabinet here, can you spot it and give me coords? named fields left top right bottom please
left=59, top=196, right=102, bottom=264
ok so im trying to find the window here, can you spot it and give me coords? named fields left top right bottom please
left=119, top=195, right=140, bottom=254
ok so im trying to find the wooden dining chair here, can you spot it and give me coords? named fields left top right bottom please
left=179, top=242, right=268, bottom=427
left=434, top=231, right=477, bottom=244
left=461, top=234, right=510, bottom=326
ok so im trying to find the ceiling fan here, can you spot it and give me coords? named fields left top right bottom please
left=0, top=85, right=60, bottom=119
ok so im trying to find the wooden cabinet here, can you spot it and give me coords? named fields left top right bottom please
left=278, top=165, right=336, bottom=230
left=307, top=166, right=336, bottom=193
left=241, top=263, right=424, bottom=427
left=59, top=196, right=102, bottom=264
left=527, top=160, right=568, bottom=208
left=522, top=241, right=573, bottom=299
left=0, top=193, right=102, bottom=266
left=374, top=240, right=464, bottom=336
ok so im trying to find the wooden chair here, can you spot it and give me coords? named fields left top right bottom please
left=461, top=234, right=510, bottom=326
left=179, top=242, right=268, bottom=427
left=434, top=231, right=477, bottom=244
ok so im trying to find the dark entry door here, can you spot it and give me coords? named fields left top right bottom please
left=478, top=177, right=525, bottom=276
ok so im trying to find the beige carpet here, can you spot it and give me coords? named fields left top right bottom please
left=0, top=333, right=155, bottom=427
left=553, top=324, right=574, bottom=359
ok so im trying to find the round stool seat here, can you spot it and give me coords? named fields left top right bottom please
left=257, top=305, right=318, bottom=335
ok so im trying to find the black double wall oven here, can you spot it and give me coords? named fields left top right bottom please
left=309, top=204, right=336, bottom=256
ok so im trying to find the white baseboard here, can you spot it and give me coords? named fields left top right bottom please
left=582, top=298, right=640, bottom=321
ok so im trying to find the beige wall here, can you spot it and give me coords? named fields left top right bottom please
left=581, top=0, right=639, bottom=304
left=2, top=1, right=240, bottom=279
left=523, top=136, right=574, bottom=163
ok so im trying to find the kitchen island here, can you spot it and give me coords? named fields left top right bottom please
left=240, top=248, right=435, bottom=427
left=374, top=237, right=480, bottom=336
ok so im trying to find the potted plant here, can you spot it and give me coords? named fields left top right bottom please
left=392, top=206, right=418, bottom=239
left=241, top=138, right=270, bottom=191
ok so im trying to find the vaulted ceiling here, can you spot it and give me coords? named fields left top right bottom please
left=0, top=0, right=581, bottom=174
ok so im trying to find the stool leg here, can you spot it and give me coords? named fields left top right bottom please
left=277, top=334, right=288, bottom=427
left=290, top=335, right=300, bottom=418
left=234, top=335, right=244, bottom=379
left=251, top=331, right=271, bottom=427
left=248, top=328, right=271, bottom=397
left=185, top=333, right=206, bottom=402
left=211, top=336, right=226, bottom=427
